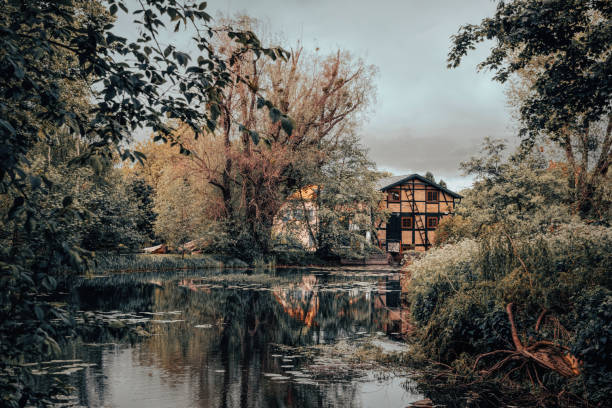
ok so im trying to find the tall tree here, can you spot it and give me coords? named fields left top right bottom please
left=309, top=133, right=387, bottom=258
left=166, top=17, right=377, bottom=256
left=127, top=177, right=157, bottom=245
left=448, top=0, right=611, bottom=217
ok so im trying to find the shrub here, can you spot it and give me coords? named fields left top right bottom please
left=569, top=287, right=612, bottom=404
left=407, top=223, right=612, bottom=402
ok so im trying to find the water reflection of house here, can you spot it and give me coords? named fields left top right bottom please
left=374, top=276, right=413, bottom=337
left=272, top=275, right=320, bottom=327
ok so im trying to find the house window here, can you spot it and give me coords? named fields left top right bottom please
left=401, top=217, right=412, bottom=229
left=388, top=189, right=400, bottom=202
left=427, top=217, right=438, bottom=228
left=427, top=191, right=439, bottom=202
left=401, top=244, right=414, bottom=252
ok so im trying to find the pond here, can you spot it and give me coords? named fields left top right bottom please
left=36, top=267, right=425, bottom=407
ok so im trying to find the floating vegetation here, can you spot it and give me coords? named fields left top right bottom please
left=269, top=336, right=413, bottom=385
left=293, top=378, right=319, bottom=386
left=263, top=373, right=282, bottom=378
left=269, top=375, right=291, bottom=381
left=54, top=367, right=85, bottom=375
left=150, top=319, right=185, bottom=324
left=141, top=311, right=181, bottom=315
left=82, top=342, right=117, bottom=347
left=285, top=371, right=311, bottom=378
left=27, top=361, right=97, bottom=376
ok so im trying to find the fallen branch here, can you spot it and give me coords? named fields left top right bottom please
left=474, top=303, right=581, bottom=381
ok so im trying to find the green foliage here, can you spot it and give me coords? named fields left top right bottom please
left=1, top=156, right=151, bottom=254
left=446, top=138, right=574, bottom=242
left=569, top=287, right=612, bottom=404
left=201, top=219, right=272, bottom=263
left=433, top=215, right=471, bottom=247
left=448, top=0, right=611, bottom=138
left=0, top=0, right=280, bottom=405
left=272, top=248, right=327, bottom=266
left=153, top=175, right=208, bottom=249
left=448, top=1, right=612, bottom=218
left=80, top=172, right=148, bottom=251
left=93, top=253, right=225, bottom=273
left=409, top=219, right=611, bottom=403
left=127, top=178, right=157, bottom=245
left=312, top=133, right=388, bottom=259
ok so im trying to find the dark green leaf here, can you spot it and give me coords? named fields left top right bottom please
left=250, top=131, right=260, bottom=145
left=280, top=116, right=294, bottom=136
left=269, top=107, right=281, bottom=123
left=62, top=196, right=73, bottom=208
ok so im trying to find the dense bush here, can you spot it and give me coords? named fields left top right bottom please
left=407, top=223, right=612, bottom=403
left=569, top=287, right=612, bottom=403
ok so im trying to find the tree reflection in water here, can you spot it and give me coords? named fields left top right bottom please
left=58, top=269, right=418, bottom=407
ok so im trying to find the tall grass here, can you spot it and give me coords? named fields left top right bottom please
left=92, top=253, right=231, bottom=274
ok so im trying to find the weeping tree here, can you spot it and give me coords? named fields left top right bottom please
left=0, top=0, right=284, bottom=405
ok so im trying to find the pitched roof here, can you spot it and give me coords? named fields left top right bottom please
left=376, top=174, right=462, bottom=198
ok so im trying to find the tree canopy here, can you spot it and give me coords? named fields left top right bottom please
left=448, top=0, right=611, bottom=217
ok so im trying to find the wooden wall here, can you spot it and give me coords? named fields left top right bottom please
left=376, top=179, right=457, bottom=252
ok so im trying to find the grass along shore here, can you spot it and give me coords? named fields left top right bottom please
left=90, top=249, right=334, bottom=274
left=91, top=253, right=248, bottom=274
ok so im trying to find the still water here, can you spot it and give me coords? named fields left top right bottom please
left=42, top=268, right=423, bottom=407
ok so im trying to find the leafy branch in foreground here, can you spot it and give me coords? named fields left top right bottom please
left=1, top=0, right=284, bottom=405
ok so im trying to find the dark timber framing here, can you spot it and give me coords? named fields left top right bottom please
left=376, top=174, right=462, bottom=253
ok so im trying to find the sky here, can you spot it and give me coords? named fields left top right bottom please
left=210, top=0, right=518, bottom=191
left=125, top=0, right=518, bottom=191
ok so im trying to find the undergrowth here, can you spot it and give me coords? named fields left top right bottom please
left=406, top=223, right=612, bottom=406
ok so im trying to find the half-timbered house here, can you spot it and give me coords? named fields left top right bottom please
left=375, top=174, right=461, bottom=253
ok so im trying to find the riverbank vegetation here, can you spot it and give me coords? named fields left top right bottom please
left=92, top=252, right=328, bottom=274
left=404, top=1, right=611, bottom=406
